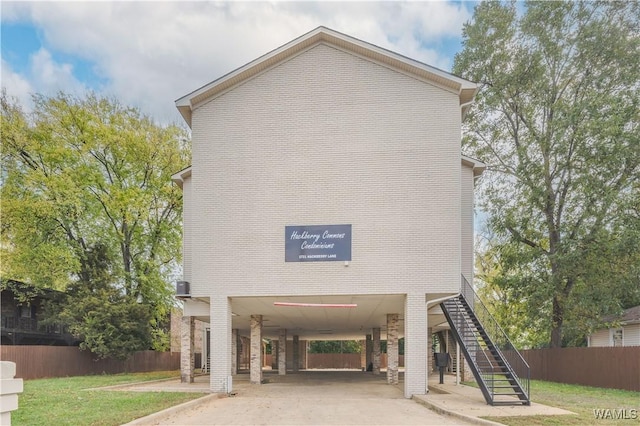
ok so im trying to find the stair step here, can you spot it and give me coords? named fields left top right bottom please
left=441, top=294, right=530, bottom=406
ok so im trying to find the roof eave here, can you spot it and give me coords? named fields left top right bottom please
left=461, top=155, right=486, bottom=178
left=171, top=166, right=192, bottom=189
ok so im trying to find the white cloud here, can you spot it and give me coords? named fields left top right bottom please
left=2, top=1, right=473, bottom=124
left=1, top=48, right=87, bottom=113
left=1, top=60, right=33, bottom=108
left=29, top=48, right=87, bottom=94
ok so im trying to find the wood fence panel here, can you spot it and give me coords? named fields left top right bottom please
left=308, top=353, right=362, bottom=369
left=305, top=353, right=405, bottom=369
left=521, top=346, right=639, bottom=392
left=1, top=346, right=179, bottom=380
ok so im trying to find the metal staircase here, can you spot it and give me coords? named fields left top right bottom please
left=440, top=276, right=530, bottom=406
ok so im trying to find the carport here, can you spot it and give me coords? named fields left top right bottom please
left=181, top=293, right=458, bottom=398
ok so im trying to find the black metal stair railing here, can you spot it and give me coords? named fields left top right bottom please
left=442, top=294, right=497, bottom=405
left=460, top=275, right=530, bottom=403
left=440, top=275, right=531, bottom=405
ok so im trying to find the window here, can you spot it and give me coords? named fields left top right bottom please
left=19, top=305, right=33, bottom=318
left=612, top=328, right=623, bottom=347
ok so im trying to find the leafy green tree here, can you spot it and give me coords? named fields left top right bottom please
left=309, top=340, right=362, bottom=354
left=1, top=91, right=190, bottom=357
left=454, top=1, right=640, bottom=347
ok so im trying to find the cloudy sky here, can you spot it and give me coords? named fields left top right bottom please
left=2, top=1, right=477, bottom=125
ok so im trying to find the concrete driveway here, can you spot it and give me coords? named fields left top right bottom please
left=125, top=371, right=470, bottom=425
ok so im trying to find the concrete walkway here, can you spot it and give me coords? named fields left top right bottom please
left=416, top=374, right=575, bottom=425
left=118, top=371, right=575, bottom=426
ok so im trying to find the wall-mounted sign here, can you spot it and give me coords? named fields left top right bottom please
left=285, top=224, right=351, bottom=262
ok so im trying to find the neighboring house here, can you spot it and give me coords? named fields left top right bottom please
left=588, top=306, right=640, bottom=347
left=172, top=27, right=488, bottom=399
left=0, top=280, right=79, bottom=346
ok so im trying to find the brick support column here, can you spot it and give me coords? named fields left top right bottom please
left=359, top=339, right=366, bottom=370
left=272, top=340, right=278, bottom=369
left=180, top=315, right=195, bottom=383
left=302, top=340, right=308, bottom=370
left=366, top=334, right=372, bottom=371
left=293, top=335, right=300, bottom=372
left=278, top=329, right=287, bottom=375
left=231, top=329, right=238, bottom=375
left=250, top=315, right=263, bottom=385
left=427, top=327, right=433, bottom=374
left=387, top=314, right=399, bottom=385
left=372, top=328, right=381, bottom=375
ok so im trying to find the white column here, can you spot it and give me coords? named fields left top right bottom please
left=210, top=296, right=231, bottom=393
left=404, top=293, right=427, bottom=398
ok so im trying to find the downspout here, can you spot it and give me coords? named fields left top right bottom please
left=425, top=293, right=461, bottom=393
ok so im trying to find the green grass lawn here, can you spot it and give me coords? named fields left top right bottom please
left=481, top=380, right=640, bottom=426
left=12, top=371, right=206, bottom=426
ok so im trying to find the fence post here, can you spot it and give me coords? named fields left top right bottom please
left=0, top=361, right=24, bottom=425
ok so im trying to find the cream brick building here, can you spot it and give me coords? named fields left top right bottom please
left=173, top=27, right=484, bottom=399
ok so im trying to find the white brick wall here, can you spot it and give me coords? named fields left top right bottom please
left=189, top=43, right=462, bottom=299
left=182, top=176, right=192, bottom=283
left=181, top=40, right=474, bottom=396
left=461, top=165, right=474, bottom=283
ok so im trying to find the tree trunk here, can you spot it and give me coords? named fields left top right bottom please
left=550, top=296, right=564, bottom=348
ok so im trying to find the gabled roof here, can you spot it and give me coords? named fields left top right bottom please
left=601, top=305, right=640, bottom=326
left=175, top=26, right=478, bottom=127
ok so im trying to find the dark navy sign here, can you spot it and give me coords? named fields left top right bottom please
left=285, top=225, right=352, bottom=262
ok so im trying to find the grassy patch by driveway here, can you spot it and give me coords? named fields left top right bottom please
left=13, top=371, right=206, bottom=426
left=482, top=380, right=639, bottom=425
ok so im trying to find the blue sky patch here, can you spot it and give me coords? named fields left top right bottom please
left=1, top=21, right=106, bottom=89
left=1, top=22, right=42, bottom=73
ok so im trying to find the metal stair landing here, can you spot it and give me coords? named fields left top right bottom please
left=440, top=277, right=531, bottom=406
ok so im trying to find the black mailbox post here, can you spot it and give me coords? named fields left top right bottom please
left=434, top=352, right=450, bottom=384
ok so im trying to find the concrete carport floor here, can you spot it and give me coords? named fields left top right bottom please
left=123, top=370, right=469, bottom=425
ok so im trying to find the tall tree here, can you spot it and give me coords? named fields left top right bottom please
left=1, top=91, right=190, bottom=356
left=454, top=1, right=640, bottom=347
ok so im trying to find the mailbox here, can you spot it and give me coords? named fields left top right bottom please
left=434, top=352, right=449, bottom=367
left=434, top=352, right=450, bottom=384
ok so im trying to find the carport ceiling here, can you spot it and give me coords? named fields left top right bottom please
left=230, top=294, right=405, bottom=341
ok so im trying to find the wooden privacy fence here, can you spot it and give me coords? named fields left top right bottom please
left=308, top=353, right=363, bottom=369
left=1, top=346, right=179, bottom=380
left=521, top=346, right=640, bottom=392
left=263, top=353, right=405, bottom=369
